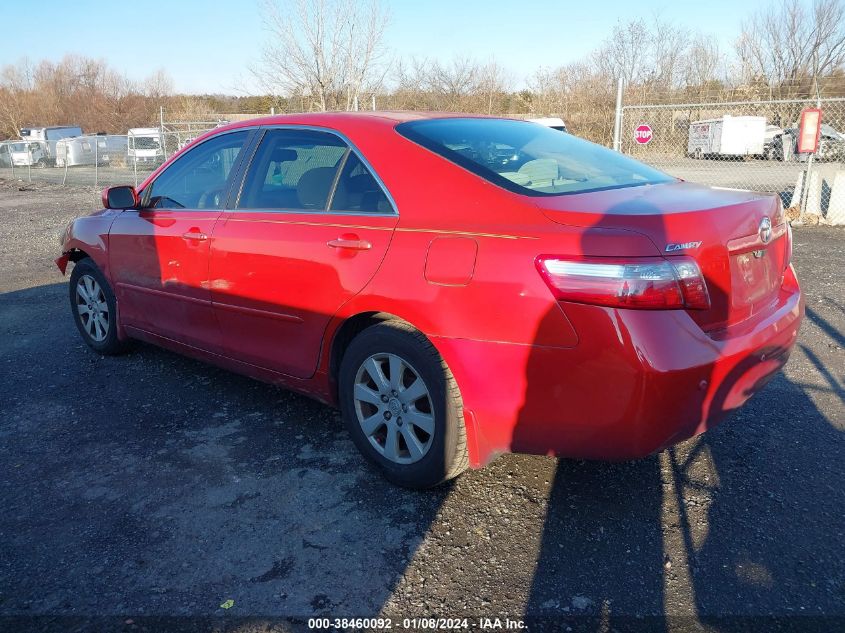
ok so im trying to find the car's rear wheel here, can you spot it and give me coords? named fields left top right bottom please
left=69, top=258, right=127, bottom=355
left=339, top=321, right=468, bottom=488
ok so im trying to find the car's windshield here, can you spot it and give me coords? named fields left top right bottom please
left=131, top=136, right=160, bottom=150
left=396, top=118, right=675, bottom=196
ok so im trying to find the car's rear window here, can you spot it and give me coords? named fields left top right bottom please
left=396, top=118, right=674, bottom=196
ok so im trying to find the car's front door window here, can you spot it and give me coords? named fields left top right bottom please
left=145, top=131, right=249, bottom=210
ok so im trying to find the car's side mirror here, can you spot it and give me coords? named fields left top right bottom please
left=102, top=185, right=139, bottom=210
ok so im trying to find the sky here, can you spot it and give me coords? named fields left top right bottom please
left=0, top=0, right=774, bottom=94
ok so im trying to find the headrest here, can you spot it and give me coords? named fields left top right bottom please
left=296, top=167, right=336, bottom=209
left=271, top=148, right=297, bottom=162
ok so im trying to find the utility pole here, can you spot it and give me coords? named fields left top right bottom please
left=613, top=77, right=624, bottom=152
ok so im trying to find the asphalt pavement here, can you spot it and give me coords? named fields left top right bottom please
left=0, top=179, right=842, bottom=632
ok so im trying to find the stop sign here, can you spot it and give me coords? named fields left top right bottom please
left=635, top=124, right=653, bottom=144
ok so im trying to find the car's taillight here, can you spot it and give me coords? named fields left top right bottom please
left=536, top=256, right=710, bottom=310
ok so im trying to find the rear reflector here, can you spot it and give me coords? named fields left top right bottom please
left=537, top=256, right=711, bottom=310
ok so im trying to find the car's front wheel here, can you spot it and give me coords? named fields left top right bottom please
left=68, top=258, right=128, bottom=355
left=339, top=321, right=468, bottom=488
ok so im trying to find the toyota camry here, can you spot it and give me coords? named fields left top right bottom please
left=57, top=113, right=803, bottom=488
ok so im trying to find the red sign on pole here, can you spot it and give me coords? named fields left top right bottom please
left=798, top=108, right=822, bottom=154
left=635, top=124, right=653, bottom=145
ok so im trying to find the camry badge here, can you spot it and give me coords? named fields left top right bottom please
left=759, top=217, right=772, bottom=244
left=665, top=241, right=702, bottom=252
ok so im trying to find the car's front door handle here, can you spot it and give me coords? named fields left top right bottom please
left=327, top=234, right=372, bottom=251
left=182, top=230, right=208, bottom=241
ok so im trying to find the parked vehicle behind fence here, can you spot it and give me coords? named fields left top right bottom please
left=687, top=115, right=767, bottom=159
left=528, top=117, right=567, bottom=132
left=56, top=136, right=97, bottom=167
left=769, top=124, right=845, bottom=162
left=8, top=141, right=48, bottom=167
left=56, top=135, right=130, bottom=167
left=0, top=141, right=11, bottom=168
left=128, top=128, right=164, bottom=164
left=20, top=126, right=83, bottom=166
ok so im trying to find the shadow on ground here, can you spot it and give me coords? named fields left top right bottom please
left=0, top=281, right=843, bottom=631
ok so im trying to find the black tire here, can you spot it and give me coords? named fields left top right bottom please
left=339, top=321, right=468, bottom=489
left=68, top=258, right=128, bottom=355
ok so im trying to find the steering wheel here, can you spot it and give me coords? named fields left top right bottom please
left=198, top=186, right=226, bottom=209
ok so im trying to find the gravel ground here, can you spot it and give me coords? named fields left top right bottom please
left=0, top=179, right=843, bottom=633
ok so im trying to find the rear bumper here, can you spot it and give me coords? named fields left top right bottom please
left=434, top=266, right=803, bottom=467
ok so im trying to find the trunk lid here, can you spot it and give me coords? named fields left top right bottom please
left=536, top=182, right=789, bottom=331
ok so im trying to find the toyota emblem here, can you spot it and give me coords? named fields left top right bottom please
left=759, top=217, right=772, bottom=244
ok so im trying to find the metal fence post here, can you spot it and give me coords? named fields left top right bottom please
left=94, top=137, right=99, bottom=189
left=27, top=147, right=32, bottom=183
left=133, top=154, right=138, bottom=188
left=613, top=77, right=624, bottom=152
left=62, top=153, right=68, bottom=185
left=160, top=106, right=168, bottom=161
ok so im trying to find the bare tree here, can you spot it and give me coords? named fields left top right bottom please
left=736, top=0, right=845, bottom=97
left=143, top=69, right=174, bottom=100
left=0, top=55, right=173, bottom=138
left=592, top=15, right=692, bottom=103
left=252, top=0, right=390, bottom=111
left=596, top=18, right=652, bottom=87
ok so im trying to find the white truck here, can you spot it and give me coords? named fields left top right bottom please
left=687, top=115, right=767, bottom=159
left=7, top=141, right=48, bottom=167
left=128, top=128, right=164, bottom=164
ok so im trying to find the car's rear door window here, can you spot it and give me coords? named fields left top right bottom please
left=329, top=152, right=392, bottom=213
left=396, top=118, right=675, bottom=196
left=237, top=129, right=348, bottom=211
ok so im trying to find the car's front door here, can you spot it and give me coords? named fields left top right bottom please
left=209, top=127, right=398, bottom=378
left=109, top=130, right=251, bottom=350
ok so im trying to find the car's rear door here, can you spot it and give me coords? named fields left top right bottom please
left=209, top=127, right=398, bottom=378
left=109, top=129, right=252, bottom=350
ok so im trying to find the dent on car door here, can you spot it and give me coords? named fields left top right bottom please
left=108, top=130, right=251, bottom=350
left=209, top=127, right=398, bottom=378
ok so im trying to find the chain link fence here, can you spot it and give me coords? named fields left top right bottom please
left=0, top=124, right=226, bottom=189
left=0, top=134, right=165, bottom=188
left=619, top=97, right=845, bottom=224
left=2, top=100, right=845, bottom=225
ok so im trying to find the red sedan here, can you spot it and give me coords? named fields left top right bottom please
left=57, top=113, right=803, bottom=488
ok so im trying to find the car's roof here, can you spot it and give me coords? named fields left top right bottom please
left=214, top=110, right=505, bottom=134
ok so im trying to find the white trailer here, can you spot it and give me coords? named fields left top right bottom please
left=687, top=115, right=767, bottom=159
left=55, top=136, right=97, bottom=167
left=128, top=128, right=164, bottom=163
left=56, top=135, right=130, bottom=167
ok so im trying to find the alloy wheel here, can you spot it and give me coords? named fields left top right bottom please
left=75, top=274, right=109, bottom=342
left=353, top=352, right=435, bottom=464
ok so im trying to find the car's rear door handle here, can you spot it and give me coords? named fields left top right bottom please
left=182, top=230, right=208, bottom=241
left=327, top=234, right=371, bottom=251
